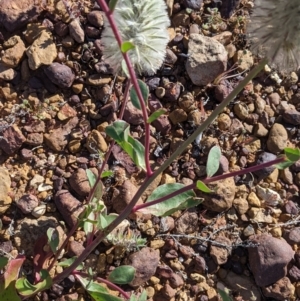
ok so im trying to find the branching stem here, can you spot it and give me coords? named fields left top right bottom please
left=132, top=156, right=285, bottom=212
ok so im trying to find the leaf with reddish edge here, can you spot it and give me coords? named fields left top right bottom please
left=33, top=235, right=53, bottom=283
left=16, top=270, right=52, bottom=297
left=0, top=255, right=25, bottom=301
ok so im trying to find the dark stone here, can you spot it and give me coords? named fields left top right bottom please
left=283, top=109, right=300, bottom=125
left=85, top=25, right=100, bottom=38
left=182, top=0, right=202, bottom=10
left=87, top=10, right=104, bottom=27
left=146, top=78, right=161, bottom=91
left=288, top=265, right=300, bottom=282
left=44, top=63, right=75, bottom=88
left=28, top=77, right=44, bottom=89
left=248, top=234, right=294, bottom=287
left=54, top=21, right=69, bottom=36
left=253, top=152, right=277, bottom=181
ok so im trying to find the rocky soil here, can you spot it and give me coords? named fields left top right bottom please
left=0, top=0, right=300, bottom=300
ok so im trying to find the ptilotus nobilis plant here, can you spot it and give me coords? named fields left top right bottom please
left=247, top=0, right=300, bottom=71
left=101, top=0, right=170, bottom=75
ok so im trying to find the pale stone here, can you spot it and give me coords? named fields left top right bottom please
left=26, top=30, right=57, bottom=70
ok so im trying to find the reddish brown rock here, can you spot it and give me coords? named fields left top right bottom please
left=16, top=194, right=39, bottom=214
left=69, top=19, right=85, bottom=43
left=67, top=240, right=85, bottom=257
left=127, top=247, right=160, bottom=287
left=201, top=177, right=235, bottom=212
left=87, top=10, right=104, bottom=27
left=248, top=234, right=294, bottom=287
left=152, top=115, right=171, bottom=135
left=262, top=277, right=294, bottom=301
left=283, top=109, right=300, bottom=125
left=44, top=63, right=75, bottom=88
left=210, top=236, right=232, bottom=265
left=0, top=124, right=26, bottom=155
left=175, top=210, right=198, bottom=234
left=26, top=132, right=43, bottom=146
left=44, top=117, right=78, bottom=152
left=0, top=0, right=42, bottom=32
left=283, top=227, right=300, bottom=245
left=111, top=180, right=143, bottom=218
left=54, top=190, right=84, bottom=228
left=69, top=168, right=90, bottom=197
left=169, top=272, right=184, bottom=288
left=123, top=101, right=144, bottom=125
left=57, top=103, right=77, bottom=121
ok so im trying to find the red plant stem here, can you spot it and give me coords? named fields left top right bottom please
left=132, top=156, right=285, bottom=212
left=97, top=0, right=152, bottom=176
left=73, top=271, right=130, bottom=300
left=118, top=78, right=131, bottom=120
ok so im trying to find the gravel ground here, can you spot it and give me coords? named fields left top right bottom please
left=0, top=0, right=300, bottom=300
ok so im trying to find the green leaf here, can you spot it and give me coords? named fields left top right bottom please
left=206, top=145, right=221, bottom=177
left=84, top=211, right=95, bottom=237
left=130, top=79, right=149, bottom=110
left=58, top=257, right=84, bottom=271
left=87, top=169, right=103, bottom=202
left=89, top=291, right=123, bottom=301
left=0, top=257, right=8, bottom=270
left=46, top=228, right=59, bottom=253
left=106, top=120, right=129, bottom=143
left=121, top=60, right=130, bottom=78
left=284, top=148, right=300, bottom=162
left=86, top=169, right=97, bottom=187
left=108, top=266, right=135, bottom=284
left=137, top=183, right=196, bottom=216
left=98, top=213, right=117, bottom=230
left=121, top=41, right=135, bottom=53
left=127, top=136, right=146, bottom=170
left=196, top=180, right=212, bottom=193
left=147, top=108, right=167, bottom=123
left=218, top=289, right=232, bottom=301
left=130, top=290, right=147, bottom=301
left=76, top=274, right=123, bottom=301
left=101, top=171, right=114, bottom=178
left=163, top=197, right=203, bottom=216
left=275, top=161, right=294, bottom=170
left=106, top=121, right=146, bottom=170
left=108, top=0, right=118, bottom=11
left=0, top=256, right=25, bottom=301
left=16, top=270, right=52, bottom=297
left=138, top=290, right=147, bottom=301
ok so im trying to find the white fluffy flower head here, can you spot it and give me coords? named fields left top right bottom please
left=101, top=0, right=170, bottom=75
left=247, top=0, right=300, bottom=71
